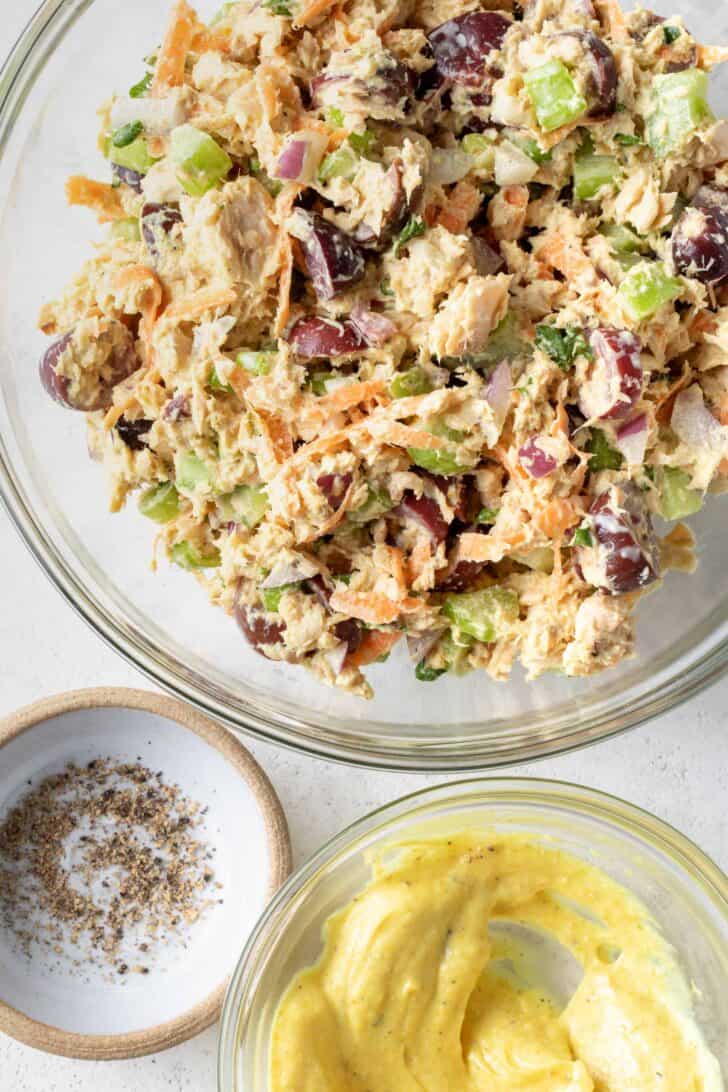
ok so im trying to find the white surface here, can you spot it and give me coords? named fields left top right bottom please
left=0, top=706, right=272, bottom=1036
left=1, top=3, right=727, bottom=1089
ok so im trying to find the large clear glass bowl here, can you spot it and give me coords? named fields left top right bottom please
left=1, top=0, right=728, bottom=769
left=217, top=778, right=728, bottom=1091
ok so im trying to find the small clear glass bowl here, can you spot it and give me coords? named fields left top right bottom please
left=217, top=778, right=728, bottom=1091
left=2, top=1, right=728, bottom=769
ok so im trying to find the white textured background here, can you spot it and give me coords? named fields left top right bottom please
left=1, top=3, right=727, bottom=1089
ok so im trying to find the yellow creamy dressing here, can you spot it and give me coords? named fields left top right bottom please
left=269, top=836, right=723, bottom=1092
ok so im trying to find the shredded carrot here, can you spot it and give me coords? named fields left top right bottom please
left=535, top=233, right=595, bottom=282
left=346, top=630, right=402, bottom=669
left=697, top=45, right=728, bottom=69
left=437, top=181, right=483, bottom=235
left=190, top=27, right=231, bottom=54
left=717, top=392, right=728, bottom=426
left=383, top=545, right=407, bottom=591
left=407, top=539, right=432, bottom=584
left=319, top=379, right=387, bottom=414
left=65, top=177, right=126, bottom=223
left=161, top=286, right=237, bottom=325
left=595, top=0, right=629, bottom=40
left=329, top=589, right=421, bottom=625
left=456, top=530, right=525, bottom=564
left=152, top=0, right=197, bottom=96
left=257, top=408, right=294, bottom=464
left=115, top=266, right=164, bottom=345
left=274, top=237, right=293, bottom=337
left=302, top=483, right=355, bottom=542
left=689, top=310, right=718, bottom=340
left=365, top=422, right=446, bottom=451
left=103, top=403, right=128, bottom=430
left=294, top=0, right=338, bottom=27
left=533, top=498, right=580, bottom=540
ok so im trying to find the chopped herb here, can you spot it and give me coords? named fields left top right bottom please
left=261, top=0, right=292, bottom=14
left=393, top=216, right=426, bottom=257
left=129, top=71, right=153, bottom=99
left=335, top=573, right=353, bottom=585
left=586, top=429, right=623, bottom=472
left=379, top=277, right=395, bottom=297
left=326, top=107, right=345, bottom=129
left=112, top=120, right=143, bottom=147
left=573, top=525, right=593, bottom=548
left=535, top=324, right=591, bottom=370
left=415, top=661, right=447, bottom=682
left=615, top=103, right=627, bottom=113
left=614, top=133, right=642, bottom=146
left=663, top=25, right=682, bottom=44
left=348, top=129, right=376, bottom=156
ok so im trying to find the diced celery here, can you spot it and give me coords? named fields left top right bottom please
left=443, top=586, right=519, bottom=644
left=516, top=136, right=553, bottom=164
left=572, top=524, right=593, bottom=548
left=176, top=451, right=215, bottom=492
left=523, top=60, right=588, bottom=133
left=348, top=129, right=376, bottom=156
left=209, top=366, right=233, bottom=393
left=237, top=349, right=275, bottom=376
left=112, top=121, right=143, bottom=148
left=170, top=124, right=232, bottom=196
left=512, top=547, right=554, bottom=574
left=218, top=484, right=269, bottom=529
left=348, top=486, right=393, bottom=524
left=171, top=541, right=221, bottom=570
left=326, top=107, right=345, bottom=128
left=477, top=506, right=499, bottom=524
left=461, top=132, right=495, bottom=169
left=138, top=482, right=180, bottom=523
left=415, top=661, right=447, bottom=682
left=475, top=312, right=530, bottom=368
left=614, top=133, right=642, bottom=147
left=318, top=145, right=359, bottom=182
left=262, top=583, right=299, bottom=612
left=408, top=418, right=471, bottom=475
left=586, top=429, right=623, bottom=472
left=310, top=371, right=336, bottom=395
left=109, top=135, right=158, bottom=175
left=129, top=71, right=153, bottom=99
left=440, top=632, right=473, bottom=676
left=646, top=69, right=713, bottom=158
left=618, top=262, right=682, bottom=321
left=573, top=151, right=620, bottom=200
left=390, top=367, right=432, bottom=399
left=110, top=217, right=141, bottom=243
left=659, top=467, right=703, bottom=520
left=600, top=222, right=646, bottom=254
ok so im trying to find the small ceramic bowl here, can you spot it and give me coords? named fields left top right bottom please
left=0, top=687, right=291, bottom=1060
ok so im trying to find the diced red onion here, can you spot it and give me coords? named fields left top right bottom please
left=261, top=558, right=319, bottom=589
left=671, top=385, right=727, bottom=452
left=579, top=327, right=642, bottom=421
left=519, top=436, right=557, bottom=478
left=406, top=629, right=446, bottom=664
left=615, top=414, right=648, bottom=465
left=324, top=641, right=349, bottom=677
left=494, top=142, right=538, bottom=187
left=472, top=236, right=505, bottom=275
left=275, top=139, right=308, bottom=180
left=317, top=472, right=353, bottom=510
left=350, top=302, right=397, bottom=347
left=394, top=492, right=450, bottom=543
left=111, top=93, right=185, bottom=136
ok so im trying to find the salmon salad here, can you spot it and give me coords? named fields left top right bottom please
left=38, top=0, right=728, bottom=697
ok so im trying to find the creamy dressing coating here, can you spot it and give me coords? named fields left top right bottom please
left=269, top=835, right=723, bottom=1092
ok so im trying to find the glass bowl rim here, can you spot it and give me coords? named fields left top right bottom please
left=2, top=0, right=728, bottom=772
left=216, top=775, right=728, bottom=1091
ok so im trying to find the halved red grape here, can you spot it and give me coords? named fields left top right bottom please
left=288, top=316, right=366, bottom=359
left=578, top=327, right=642, bottom=421
left=427, top=13, right=511, bottom=86
left=692, top=184, right=728, bottom=214
left=672, top=204, right=728, bottom=287
left=39, top=333, right=73, bottom=406
left=334, top=618, right=363, bottom=655
left=291, top=211, right=365, bottom=300
left=557, top=31, right=617, bottom=117
left=39, top=325, right=139, bottom=412
left=578, top=484, right=659, bottom=594
left=141, top=202, right=183, bottom=263
left=235, top=601, right=286, bottom=657
left=395, top=492, right=450, bottom=543
left=317, top=472, right=353, bottom=510
left=163, top=392, right=191, bottom=421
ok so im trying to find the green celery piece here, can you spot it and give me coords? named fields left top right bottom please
left=516, top=136, right=553, bottom=165
left=393, top=217, right=426, bottom=258
left=138, top=482, right=180, bottom=523
left=475, top=312, right=530, bottom=368
left=171, top=124, right=232, bottom=196
left=261, top=583, right=299, bottom=612
left=512, top=547, right=554, bottom=574
left=237, top=349, right=275, bottom=376
left=326, top=107, right=345, bottom=128
left=318, top=145, right=359, bottom=183
left=348, top=129, right=376, bottom=156
left=129, top=71, right=153, bottom=99
left=586, top=429, right=623, bottom=472
left=310, top=371, right=336, bottom=395
left=170, top=541, right=221, bottom=570
left=111, top=217, right=142, bottom=243
left=477, top=506, right=499, bottom=524
left=109, top=135, right=158, bottom=175
left=618, top=262, right=682, bottom=321
left=209, top=366, right=233, bottom=393
left=600, top=222, right=646, bottom=254
left=523, top=60, right=588, bottom=133
left=659, top=467, right=703, bottom=520
left=440, top=632, right=473, bottom=676
left=112, top=121, right=143, bottom=148
left=218, top=484, right=269, bottom=529
left=572, top=525, right=593, bottom=548
left=443, top=587, right=519, bottom=644
left=390, top=367, right=432, bottom=399
left=348, top=486, right=393, bottom=524
left=647, top=69, right=712, bottom=158
left=415, top=661, right=447, bottom=682
left=407, top=448, right=469, bottom=475
left=535, top=324, right=590, bottom=370
left=176, top=451, right=214, bottom=492
left=461, top=132, right=496, bottom=169
left=573, top=151, right=620, bottom=200
left=614, top=133, right=642, bottom=147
